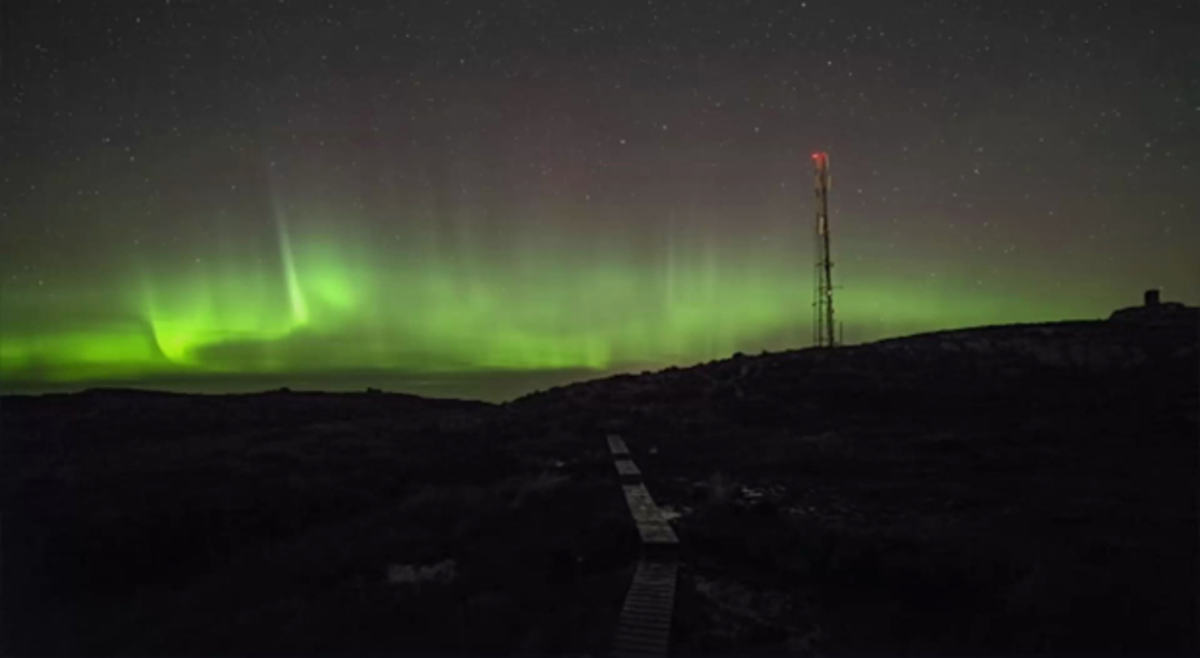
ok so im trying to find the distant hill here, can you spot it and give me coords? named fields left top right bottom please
left=509, top=299, right=1198, bottom=433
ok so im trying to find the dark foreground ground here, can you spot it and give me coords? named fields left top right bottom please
left=2, top=310, right=1197, bottom=655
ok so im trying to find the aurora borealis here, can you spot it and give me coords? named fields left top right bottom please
left=3, top=1, right=1197, bottom=400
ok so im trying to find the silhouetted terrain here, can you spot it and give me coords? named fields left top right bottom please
left=3, top=304, right=1196, bottom=655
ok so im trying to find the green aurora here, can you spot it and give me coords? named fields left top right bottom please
left=0, top=195, right=1124, bottom=398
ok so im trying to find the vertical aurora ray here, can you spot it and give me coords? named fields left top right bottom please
left=272, top=196, right=310, bottom=327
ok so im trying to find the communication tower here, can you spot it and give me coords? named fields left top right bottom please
left=812, top=152, right=837, bottom=348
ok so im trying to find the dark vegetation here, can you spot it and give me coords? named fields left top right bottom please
left=2, top=306, right=1196, bottom=655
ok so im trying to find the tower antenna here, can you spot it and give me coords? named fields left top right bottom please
left=812, top=152, right=836, bottom=348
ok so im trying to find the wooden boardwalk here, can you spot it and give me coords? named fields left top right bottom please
left=611, top=559, right=679, bottom=656
left=607, top=434, right=631, bottom=456
left=621, top=484, right=679, bottom=545
left=606, top=434, right=680, bottom=656
left=614, top=459, right=642, bottom=478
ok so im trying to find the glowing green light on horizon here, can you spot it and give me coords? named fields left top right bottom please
left=0, top=204, right=1113, bottom=391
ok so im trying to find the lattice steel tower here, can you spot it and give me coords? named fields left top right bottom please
left=812, top=152, right=837, bottom=348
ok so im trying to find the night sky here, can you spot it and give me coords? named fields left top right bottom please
left=2, top=0, right=1197, bottom=400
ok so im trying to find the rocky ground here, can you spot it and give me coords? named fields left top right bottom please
left=2, top=307, right=1196, bottom=654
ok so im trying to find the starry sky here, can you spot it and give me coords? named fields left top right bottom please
left=2, top=0, right=1197, bottom=400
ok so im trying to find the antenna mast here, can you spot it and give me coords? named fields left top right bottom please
left=812, top=152, right=836, bottom=348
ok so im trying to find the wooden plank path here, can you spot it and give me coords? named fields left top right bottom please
left=614, top=459, right=642, bottom=479
left=621, top=484, right=679, bottom=545
left=607, top=434, right=631, bottom=456
left=611, top=560, right=679, bottom=656
left=606, top=434, right=679, bottom=656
